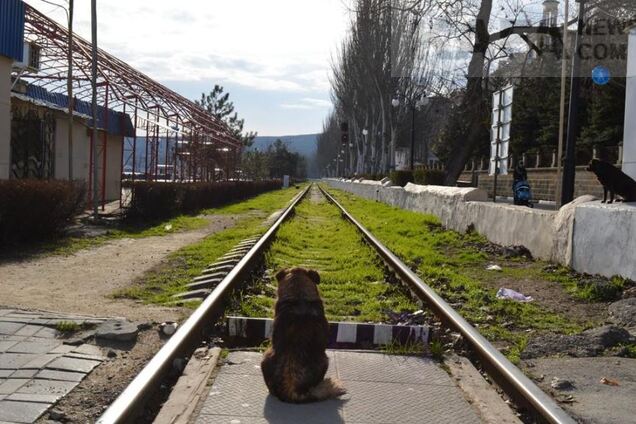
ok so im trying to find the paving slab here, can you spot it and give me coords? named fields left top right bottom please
left=0, top=379, right=29, bottom=395
left=6, top=392, right=60, bottom=404
left=20, top=354, right=60, bottom=370
left=14, top=326, right=45, bottom=338
left=0, top=308, right=108, bottom=423
left=31, top=327, right=59, bottom=339
left=0, top=353, right=41, bottom=370
left=0, top=341, right=19, bottom=353
left=35, top=369, right=85, bottom=382
left=45, top=356, right=100, bottom=373
left=16, top=379, right=78, bottom=398
left=0, top=322, right=24, bottom=335
left=7, top=340, right=62, bottom=354
left=0, top=400, right=50, bottom=423
left=70, top=343, right=103, bottom=357
left=9, top=370, right=38, bottom=379
left=196, top=351, right=481, bottom=424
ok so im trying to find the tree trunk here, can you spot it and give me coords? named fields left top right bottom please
left=443, top=0, right=493, bottom=185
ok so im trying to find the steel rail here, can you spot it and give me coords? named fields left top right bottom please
left=97, top=185, right=310, bottom=424
left=318, top=185, right=576, bottom=424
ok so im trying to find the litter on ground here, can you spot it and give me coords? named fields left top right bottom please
left=496, top=287, right=534, bottom=302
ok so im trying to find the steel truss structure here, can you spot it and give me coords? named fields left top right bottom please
left=13, top=4, right=241, bottom=206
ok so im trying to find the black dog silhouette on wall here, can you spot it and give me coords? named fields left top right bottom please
left=587, top=159, right=636, bottom=203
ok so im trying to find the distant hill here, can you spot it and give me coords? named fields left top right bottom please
left=124, top=134, right=320, bottom=174
left=250, top=134, right=318, bottom=158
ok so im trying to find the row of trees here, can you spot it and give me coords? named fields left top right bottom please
left=318, top=0, right=636, bottom=184
left=318, top=0, right=435, bottom=176
left=242, top=139, right=307, bottom=181
left=196, top=86, right=306, bottom=180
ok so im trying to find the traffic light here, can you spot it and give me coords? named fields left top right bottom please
left=340, top=121, right=349, bottom=145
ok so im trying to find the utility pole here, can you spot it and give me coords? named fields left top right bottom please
left=410, top=104, right=416, bottom=170
left=91, top=0, right=99, bottom=218
left=555, top=0, right=569, bottom=207
left=561, top=0, right=585, bottom=205
left=67, top=0, right=74, bottom=180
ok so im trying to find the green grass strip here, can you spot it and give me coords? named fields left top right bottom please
left=113, top=186, right=305, bottom=305
left=321, top=185, right=584, bottom=364
left=42, top=214, right=210, bottom=257
left=14, top=186, right=306, bottom=259
left=233, top=191, right=417, bottom=322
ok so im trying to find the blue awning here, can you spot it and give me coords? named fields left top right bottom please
left=16, top=83, right=135, bottom=138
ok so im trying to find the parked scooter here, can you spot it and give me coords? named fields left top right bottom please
left=512, top=162, right=534, bottom=208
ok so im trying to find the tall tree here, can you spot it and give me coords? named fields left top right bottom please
left=196, top=85, right=257, bottom=147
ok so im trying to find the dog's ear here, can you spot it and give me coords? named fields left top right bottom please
left=275, top=269, right=288, bottom=282
left=306, top=269, right=321, bottom=285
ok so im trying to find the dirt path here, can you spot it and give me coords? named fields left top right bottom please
left=0, top=215, right=237, bottom=323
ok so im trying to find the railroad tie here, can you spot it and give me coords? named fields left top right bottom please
left=225, top=316, right=430, bottom=349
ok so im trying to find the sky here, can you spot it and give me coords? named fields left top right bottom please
left=24, top=0, right=351, bottom=136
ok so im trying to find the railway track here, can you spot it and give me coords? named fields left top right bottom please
left=97, top=183, right=575, bottom=424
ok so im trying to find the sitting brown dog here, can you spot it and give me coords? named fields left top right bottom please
left=261, top=267, right=346, bottom=403
left=587, top=159, right=636, bottom=203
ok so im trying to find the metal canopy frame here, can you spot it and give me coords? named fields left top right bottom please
left=13, top=4, right=241, bottom=206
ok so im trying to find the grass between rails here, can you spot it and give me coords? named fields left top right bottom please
left=232, top=189, right=417, bottom=322
left=321, top=186, right=588, bottom=364
left=112, top=186, right=305, bottom=305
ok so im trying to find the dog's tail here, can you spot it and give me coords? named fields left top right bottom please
left=308, top=378, right=347, bottom=401
left=282, top=378, right=347, bottom=403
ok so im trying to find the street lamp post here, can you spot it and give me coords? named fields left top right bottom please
left=361, top=129, right=368, bottom=174
left=392, top=95, right=428, bottom=171
left=562, top=0, right=586, bottom=205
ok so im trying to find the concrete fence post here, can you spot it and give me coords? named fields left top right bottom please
left=536, top=151, right=541, bottom=168
left=522, top=153, right=527, bottom=166
left=551, top=149, right=557, bottom=168
left=618, top=143, right=623, bottom=165
left=593, top=145, right=598, bottom=160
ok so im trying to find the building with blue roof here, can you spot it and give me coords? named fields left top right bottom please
left=0, top=0, right=25, bottom=179
left=9, top=79, right=134, bottom=201
left=1, top=0, right=134, bottom=201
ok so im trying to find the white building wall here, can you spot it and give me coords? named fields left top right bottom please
left=54, top=117, right=90, bottom=181
left=53, top=117, right=122, bottom=202
left=623, top=28, right=636, bottom=180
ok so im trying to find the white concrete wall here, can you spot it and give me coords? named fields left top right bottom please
left=572, top=203, right=636, bottom=281
left=326, top=179, right=636, bottom=280
left=329, top=179, right=554, bottom=260
left=54, top=117, right=90, bottom=181
left=0, top=56, right=12, bottom=179
left=623, top=29, right=636, bottom=180
left=54, top=120, right=121, bottom=202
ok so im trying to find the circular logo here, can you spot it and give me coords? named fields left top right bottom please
left=592, top=66, right=611, bottom=85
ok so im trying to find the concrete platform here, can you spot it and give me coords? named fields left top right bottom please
left=524, top=357, right=636, bottom=424
left=196, top=351, right=481, bottom=424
